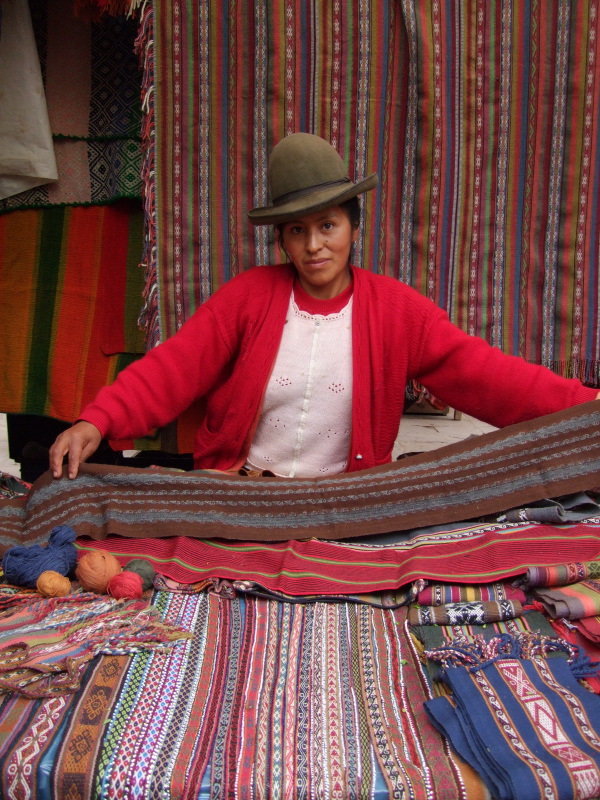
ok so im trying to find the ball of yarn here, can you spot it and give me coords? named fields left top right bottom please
left=76, top=550, right=122, bottom=593
left=124, top=558, right=155, bottom=591
left=37, top=570, right=71, bottom=598
left=1, top=525, right=78, bottom=588
left=107, top=570, right=144, bottom=600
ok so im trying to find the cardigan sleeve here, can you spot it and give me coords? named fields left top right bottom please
left=80, top=303, right=235, bottom=440
left=413, top=305, right=597, bottom=428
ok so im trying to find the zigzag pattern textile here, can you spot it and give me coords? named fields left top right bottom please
left=138, top=0, right=600, bottom=393
left=0, top=595, right=484, bottom=800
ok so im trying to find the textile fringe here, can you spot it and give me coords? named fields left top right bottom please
left=424, top=633, right=600, bottom=679
left=548, top=360, right=600, bottom=389
left=0, top=593, right=191, bottom=697
left=135, top=0, right=160, bottom=348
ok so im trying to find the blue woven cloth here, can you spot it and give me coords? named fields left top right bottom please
left=424, top=635, right=600, bottom=800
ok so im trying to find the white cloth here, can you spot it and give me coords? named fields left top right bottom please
left=247, top=293, right=353, bottom=477
left=0, top=0, right=58, bottom=200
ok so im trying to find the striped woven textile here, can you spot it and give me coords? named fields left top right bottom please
left=526, top=561, right=600, bottom=587
left=1, top=402, right=598, bottom=551
left=532, top=580, right=600, bottom=620
left=0, top=593, right=190, bottom=698
left=0, top=201, right=145, bottom=420
left=75, top=515, right=600, bottom=595
left=137, top=0, right=600, bottom=387
left=0, top=593, right=483, bottom=800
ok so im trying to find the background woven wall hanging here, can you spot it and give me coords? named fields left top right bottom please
left=137, top=0, right=600, bottom=392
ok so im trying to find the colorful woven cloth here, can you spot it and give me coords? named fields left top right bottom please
left=1, top=402, right=599, bottom=550
left=73, top=515, right=600, bottom=598
left=551, top=619, right=600, bottom=694
left=36, top=595, right=481, bottom=799
left=424, top=634, right=600, bottom=800
left=532, top=581, right=600, bottom=620
left=416, top=580, right=526, bottom=606
left=138, top=0, right=600, bottom=390
left=0, top=593, right=190, bottom=697
left=579, top=617, right=600, bottom=645
left=0, top=201, right=145, bottom=419
left=0, top=1, right=141, bottom=213
left=526, top=561, right=600, bottom=588
left=408, top=599, right=523, bottom=627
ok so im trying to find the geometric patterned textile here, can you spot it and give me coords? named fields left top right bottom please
left=424, top=634, right=600, bottom=800
left=138, top=0, right=600, bottom=389
left=0, top=0, right=142, bottom=213
left=0, top=594, right=485, bottom=799
left=407, top=599, right=524, bottom=626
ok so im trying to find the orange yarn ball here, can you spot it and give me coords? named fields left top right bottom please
left=107, top=571, right=144, bottom=600
left=36, top=570, right=71, bottom=597
left=76, top=550, right=122, bottom=593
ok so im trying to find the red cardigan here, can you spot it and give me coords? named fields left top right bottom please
left=80, top=265, right=597, bottom=471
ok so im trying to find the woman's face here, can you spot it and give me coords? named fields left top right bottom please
left=279, top=206, right=360, bottom=299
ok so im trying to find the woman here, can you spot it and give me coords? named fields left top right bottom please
left=49, top=133, right=598, bottom=479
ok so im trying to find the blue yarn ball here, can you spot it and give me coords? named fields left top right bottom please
left=2, top=525, right=78, bottom=588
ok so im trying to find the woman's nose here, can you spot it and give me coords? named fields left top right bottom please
left=305, top=229, right=322, bottom=252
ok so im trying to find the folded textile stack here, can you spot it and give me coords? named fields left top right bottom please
left=424, top=633, right=600, bottom=800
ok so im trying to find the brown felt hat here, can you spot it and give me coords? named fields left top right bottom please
left=248, top=133, right=378, bottom=225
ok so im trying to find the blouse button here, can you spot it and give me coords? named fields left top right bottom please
left=355, top=454, right=363, bottom=460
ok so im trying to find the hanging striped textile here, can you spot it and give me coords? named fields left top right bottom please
left=137, top=0, right=600, bottom=387
left=0, top=201, right=145, bottom=420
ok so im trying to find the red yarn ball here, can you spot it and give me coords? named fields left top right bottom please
left=107, top=570, right=144, bottom=600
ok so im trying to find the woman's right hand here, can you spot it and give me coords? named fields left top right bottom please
left=49, top=421, right=103, bottom=479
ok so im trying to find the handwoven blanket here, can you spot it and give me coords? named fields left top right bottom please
left=416, top=581, right=526, bottom=606
left=525, top=561, right=600, bottom=588
left=0, top=0, right=142, bottom=213
left=137, top=0, right=600, bottom=389
left=0, top=403, right=599, bottom=550
left=407, top=600, right=524, bottom=627
left=0, top=593, right=485, bottom=800
left=0, top=201, right=145, bottom=419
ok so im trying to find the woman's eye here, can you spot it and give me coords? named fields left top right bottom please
left=322, top=221, right=334, bottom=231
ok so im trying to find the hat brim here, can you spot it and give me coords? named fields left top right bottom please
left=248, top=173, right=378, bottom=225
